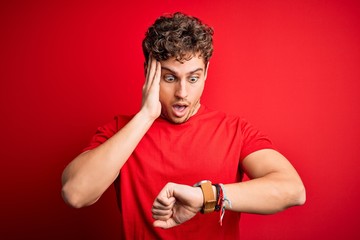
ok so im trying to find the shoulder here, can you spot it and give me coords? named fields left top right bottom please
left=199, top=105, right=239, bottom=120
left=199, top=105, right=244, bottom=127
left=93, top=114, right=134, bottom=135
left=200, top=106, right=273, bottom=141
left=81, top=114, right=134, bottom=152
left=114, top=114, right=133, bottom=131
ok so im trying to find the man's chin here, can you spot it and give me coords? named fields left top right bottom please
left=160, top=113, right=190, bottom=124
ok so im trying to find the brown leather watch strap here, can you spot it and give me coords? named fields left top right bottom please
left=195, top=180, right=216, bottom=214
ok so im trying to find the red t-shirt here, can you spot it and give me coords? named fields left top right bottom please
left=83, top=105, right=274, bottom=239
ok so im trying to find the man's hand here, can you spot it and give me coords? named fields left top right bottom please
left=152, top=182, right=203, bottom=229
left=141, top=55, right=162, bottom=120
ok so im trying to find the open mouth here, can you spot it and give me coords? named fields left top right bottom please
left=172, top=103, right=188, bottom=117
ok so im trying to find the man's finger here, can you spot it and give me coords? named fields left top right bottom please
left=153, top=196, right=175, bottom=209
left=152, top=210, right=173, bottom=221
left=153, top=219, right=178, bottom=229
left=153, top=61, right=161, bottom=87
left=145, top=54, right=152, bottom=79
left=151, top=207, right=172, bottom=216
left=144, top=56, right=156, bottom=92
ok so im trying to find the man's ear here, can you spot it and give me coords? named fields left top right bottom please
left=204, top=62, right=210, bottom=80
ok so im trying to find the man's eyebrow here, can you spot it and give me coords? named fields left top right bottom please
left=161, top=67, right=204, bottom=75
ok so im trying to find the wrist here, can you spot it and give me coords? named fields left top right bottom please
left=193, top=186, right=204, bottom=210
left=137, top=108, right=158, bottom=124
left=193, top=180, right=217, bottom=214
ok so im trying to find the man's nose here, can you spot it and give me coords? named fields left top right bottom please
left=175, top=80, right=188, bottom=99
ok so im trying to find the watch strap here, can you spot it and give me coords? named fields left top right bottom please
left=195, top=180, right=216, bottom=214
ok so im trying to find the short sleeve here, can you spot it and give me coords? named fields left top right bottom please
left=240, top=119, right=275, bottom=160
left=82, top=115, right=131, bottom=152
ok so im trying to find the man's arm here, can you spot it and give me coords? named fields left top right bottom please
left=225, top=149, right=306, bottom=214
left=152, top=149, right=306, bottom=228
left=61, top=57, right=161, bottom=208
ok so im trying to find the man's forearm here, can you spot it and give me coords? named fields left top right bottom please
left=223, top=174, right=306, bottom=214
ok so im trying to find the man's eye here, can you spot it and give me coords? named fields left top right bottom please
left=164, top=75, right=175, bottom=82
left=189, top=76, right=199, bottom=83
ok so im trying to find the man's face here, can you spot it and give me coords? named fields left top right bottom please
left=159, top=55, right=208, bottom=124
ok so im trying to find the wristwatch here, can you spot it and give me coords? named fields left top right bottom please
left=193, top=180, right=216, bottom=214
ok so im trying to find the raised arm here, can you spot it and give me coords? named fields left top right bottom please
left=61, top=57, right=161, bottom=208
left=152, top=149, right=306, bottom=228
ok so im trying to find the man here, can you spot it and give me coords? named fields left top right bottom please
left=61, top=12, right=305, bottom=239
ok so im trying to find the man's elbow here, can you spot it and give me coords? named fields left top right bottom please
left=61, top=183, right=97, bottom=209
left=272, top=180, right=306, bottom=213
left=294, top=182, right=306, bottom=206
left=62, top=184, right=83, bottom=208
left=285, top=181, right=306, bottom=208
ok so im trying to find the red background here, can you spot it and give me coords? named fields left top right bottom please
left=1, top=0, right=359, bottom=239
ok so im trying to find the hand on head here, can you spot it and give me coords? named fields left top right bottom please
left=141, top=55, right=162, bottom=120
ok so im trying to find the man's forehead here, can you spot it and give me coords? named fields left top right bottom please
left=160, top=56, right=206, bottom=74
left=161, top=66, right=204, bottom=75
